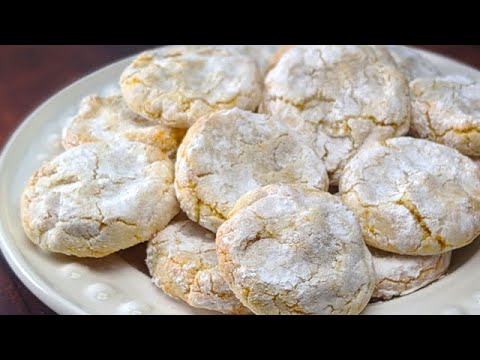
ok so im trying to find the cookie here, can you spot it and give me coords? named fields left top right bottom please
left=340, top=137, right=480, bottom=255
left=370, top=247, right=451, bottom=300
left=410, top=76, right=480, bottom=157
left=146, top=220, right=250, bottom=314
left=21, top=141, right=179, bottom=257
left=120, top=46, right=263, bottom=128
left=216, top=184, right=375, bottom=315
left=386, top=45, right=441, bottom=82
left=262, top=45, right=411, bottom=184
left=62, top=95, right=186, bottom=158
left=175, top=108, right=329, bottom=232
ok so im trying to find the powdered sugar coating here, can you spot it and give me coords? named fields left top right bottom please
left=62, top=95, right=185, bottom=158
left=410, top=76, right=480, bottom=157
left=371, top=247, right=451, bottom=300
left=386, top=45, right=442, bottom=82
left=120, top=46, right=263, bottom=128
left=175, top=108, right=329, bottom=232
left=262, top=45, right=411, bottom=184
left=268, top=46, right=295, bottom=70
left=155, top=45, right=282, bottom=75
left=21, top=141, right=179, bottom=257
left=222, top=45, right=282, bottom=74
left=340, top=137, right=480, bottom=255
left=217, top=184, right=375, bottom=315
left=146, top=220, right=250, bottom=314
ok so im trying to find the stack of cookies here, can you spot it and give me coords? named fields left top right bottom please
left=21, top=45, right=480, bottom=315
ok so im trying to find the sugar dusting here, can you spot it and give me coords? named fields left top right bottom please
left=42, top=82, right=120, bottom=162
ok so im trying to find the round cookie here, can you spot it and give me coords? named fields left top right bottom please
left=340, top=137, right=480, bottom=256
left=21, top=140, right=179, bottom=258
left=386, top=45, right=441, bottom=82
left=216, top=184, right=375, bottom=315
left=120, top=46, right=263, bottom=128
left=410, top=76, right=480, bottom=157
left=262, top=45, right=411, bottom=184
left=370, top=247, right=451, bottom=300
left=62, top=95, right=186, bottom=158
left=175, top=108, right=329, bottom=232
left=146, top=220, right=251, bottom=315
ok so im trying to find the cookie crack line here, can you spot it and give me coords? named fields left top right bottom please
left=179, top=181, right=227, bottom=223
left=394, top=196, right=448, bottom=252
left=378, top=258, right=443, bottom=287
left=150, top=93, right=244, bottom=117
left=437, top=126, right=480, bottom=138
left=266, top=92, right=335, bottom=111
left=311, top=114, right=401, bottom=162
left=343, top=186, right=448, bottom=252
left=423, top=104, right=480, bottom=140
left=343, top=284, right=368, bottom=313
left=376, top=255, right=448, bottom=295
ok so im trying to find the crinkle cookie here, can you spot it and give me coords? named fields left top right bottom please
left=175, top=108, right=329, bottom=232
left=62, top=95, right=186, bottom=158
left=340, top=137, right=480, bottom=256
left=262, top=45, right=411, bottom=184
left=410, top=76, right=480, bottom=157
left=216, top=184, right=375, bottom=315
left=386, top=45, right=442, bottom=82
left=146, top=220, right=250, bottom=314
left=120, top=46, right=263, bottom=128
left=21, top=141, right=179, bottom=258
left=370, top=247, right=451, bottom=300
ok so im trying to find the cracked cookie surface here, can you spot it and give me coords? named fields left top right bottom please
left=216, top=184, right=375, bottom=315
left=261, top=45, right=411, bottom=184
left=410, top=76, right=480, bottom=157
left=146, top=220, right=250, bottom=314
left=21, top=140, right=179, bottom=257
left=175, top=108, right=329, bottom=233
left=370, top=247, right=451, bottom=300
left=221, top=45, right=282, bottom=74
left=62, top=95, right=186, bottom=158
left=154, top=45, right=282, bottom=75
left=386, top=45, right=441, bottom=82
left=120, top=46, right=263, bottom=129
left=340, top=137, right=480, bottom=255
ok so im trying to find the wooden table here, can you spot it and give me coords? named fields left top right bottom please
left=1, top=45, right=479, bottom=315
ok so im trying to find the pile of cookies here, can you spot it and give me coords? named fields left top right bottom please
left=20, top=45, right=480, bottom=315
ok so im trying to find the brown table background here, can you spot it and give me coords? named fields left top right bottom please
left=1, top=45, right=479, bottom=315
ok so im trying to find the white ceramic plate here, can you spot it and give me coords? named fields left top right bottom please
left=1, top=47, right=480, bottom=315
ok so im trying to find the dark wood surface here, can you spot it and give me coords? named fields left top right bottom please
left=0, top=45, right=479, bottom=315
